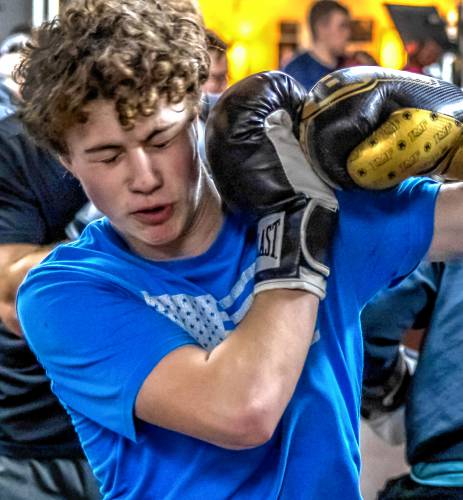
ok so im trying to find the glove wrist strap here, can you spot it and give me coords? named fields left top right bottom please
left=254, top=201, right=337, bottom=299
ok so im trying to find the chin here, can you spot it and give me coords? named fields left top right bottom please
left=142, top=230, right=177, bottom=248
left=146, top=224, right=186, bottom=246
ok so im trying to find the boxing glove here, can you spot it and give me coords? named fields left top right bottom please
left=206, top=71, right=338, bottom=299
left=300, top=66, right=463, bottom=189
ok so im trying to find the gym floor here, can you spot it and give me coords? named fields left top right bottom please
left=360, top=420, right=408, bottom=500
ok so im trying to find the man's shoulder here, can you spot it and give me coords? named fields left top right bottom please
left=0, top=114, right=65, bottom=178
left=283, top=52, right=332, bottom=89
left=0, top=114, right=41, bottom=163
left=37, top=220, right=148, bottom=280
left=0, top=81, right=16, bottom=119
left=338, top=177, right=439, bottom=209
left=285, top=51, right=330, bottom=71
left=0, top=113, right=22, bottom=141
left=395, top=176, right=440, bottom=195
left=283, top=51, right=312, bottom=71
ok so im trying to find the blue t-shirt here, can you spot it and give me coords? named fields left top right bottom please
left=283, top=52, right=335, bottom=91
left=17, top=178, right=439, bottom=499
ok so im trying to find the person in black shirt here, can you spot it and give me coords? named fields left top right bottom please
left=0, top=114, right=100, bottom=498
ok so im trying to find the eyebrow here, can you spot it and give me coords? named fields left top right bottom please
left=83, top=122, right=177, bottom=154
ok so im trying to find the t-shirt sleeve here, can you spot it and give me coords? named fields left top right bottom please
left=17, top=264, right=199, bottom=442
left=336, top=177, right=440, bottom=307
left=390, top=178, right=440, bottom=282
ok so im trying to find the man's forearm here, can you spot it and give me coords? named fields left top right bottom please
left=206, top=290, right=317, bottom=438
left=429, top=182, right=463, bottom=261
left=0, top=243, right=56, bottom=335
left=137, top=289, right=319, bottom=449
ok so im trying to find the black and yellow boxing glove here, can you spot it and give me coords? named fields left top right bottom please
left=300, top=67, right=463, bottom=189
left=206, top=71, right=338, bottom=299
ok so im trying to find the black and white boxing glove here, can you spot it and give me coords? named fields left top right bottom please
left=206, top=72, right=338, bottom=299
left=299, top=66, right=463, bottom=189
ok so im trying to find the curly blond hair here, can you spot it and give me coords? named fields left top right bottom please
left=15, top=0, right=209, bottom=155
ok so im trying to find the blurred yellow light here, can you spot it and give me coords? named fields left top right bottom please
left=380, top=29, right=405, bottom=70
left=447, top=9, right=458, bottom=26
left=229, top=42, right=249, bottom=82
left=238, top=21, right=254, bottom=39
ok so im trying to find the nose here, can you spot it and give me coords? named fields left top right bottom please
left=128, top=148, right=162, bottom=193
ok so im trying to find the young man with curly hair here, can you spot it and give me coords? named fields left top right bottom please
left=283, top=0, right=351, bottom=90
left=16, top=2, right=319, bottom=497
left=13, top=0, right=463, bottom=498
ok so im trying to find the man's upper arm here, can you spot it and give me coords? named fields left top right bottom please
left=428, top=182, right=463, bottom=261
left=18, top=266, right=200, bottom=441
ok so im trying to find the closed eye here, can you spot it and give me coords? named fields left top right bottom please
left=99, top=153, right=121, bottom=164
left=148, top=139, right=172, bottom=150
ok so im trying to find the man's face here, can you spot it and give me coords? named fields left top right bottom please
left=203, top=51, right=228, bottom=94
left=416, top=39, right=443, bottom=68
left=63, top=99, right=208, bottom=260
left=318, top=11, right=351, bottom=57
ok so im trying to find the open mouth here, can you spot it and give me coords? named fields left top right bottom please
left=132, top=204, right=173, bottom=224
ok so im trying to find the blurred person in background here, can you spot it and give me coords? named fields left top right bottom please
left=361, top=259, right=463, bottom=499
left=202, top=29, right=228, bottom=96
left=341, top=49, right=378, bottom=68
left=403, top=37, right=444, bottom=75
left=0, top=114, right=101, bottom=500
left=385, top=5, right=452, bottom=78
left=0, top=26, right=31, bottom=119
left=199, top=29, right=229, bottom=169
left=283, top=0, right=351, bottom=90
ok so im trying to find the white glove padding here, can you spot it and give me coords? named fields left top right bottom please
left=206, top=71, right=338, bottom=298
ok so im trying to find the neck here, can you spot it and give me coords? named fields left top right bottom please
left=182, top=174, right=224, bottom=257
left=310, top=42, right=338, bottom=68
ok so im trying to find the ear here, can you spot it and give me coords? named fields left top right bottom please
left=58, top=153, right=74, bottom=174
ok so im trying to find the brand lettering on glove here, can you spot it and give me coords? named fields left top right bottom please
left=407, top=120, right=428, bottom=142
left=259, top=218, right=281, bottom=258
left=379, top=119, right=401, bottom=138
left=256, top=212, right=284, bottom=272
left=398, top=151, right=420, bottom=173
left=433, top=122, right=453, bottom=145
left=369, top=147, right=393, bottom=169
